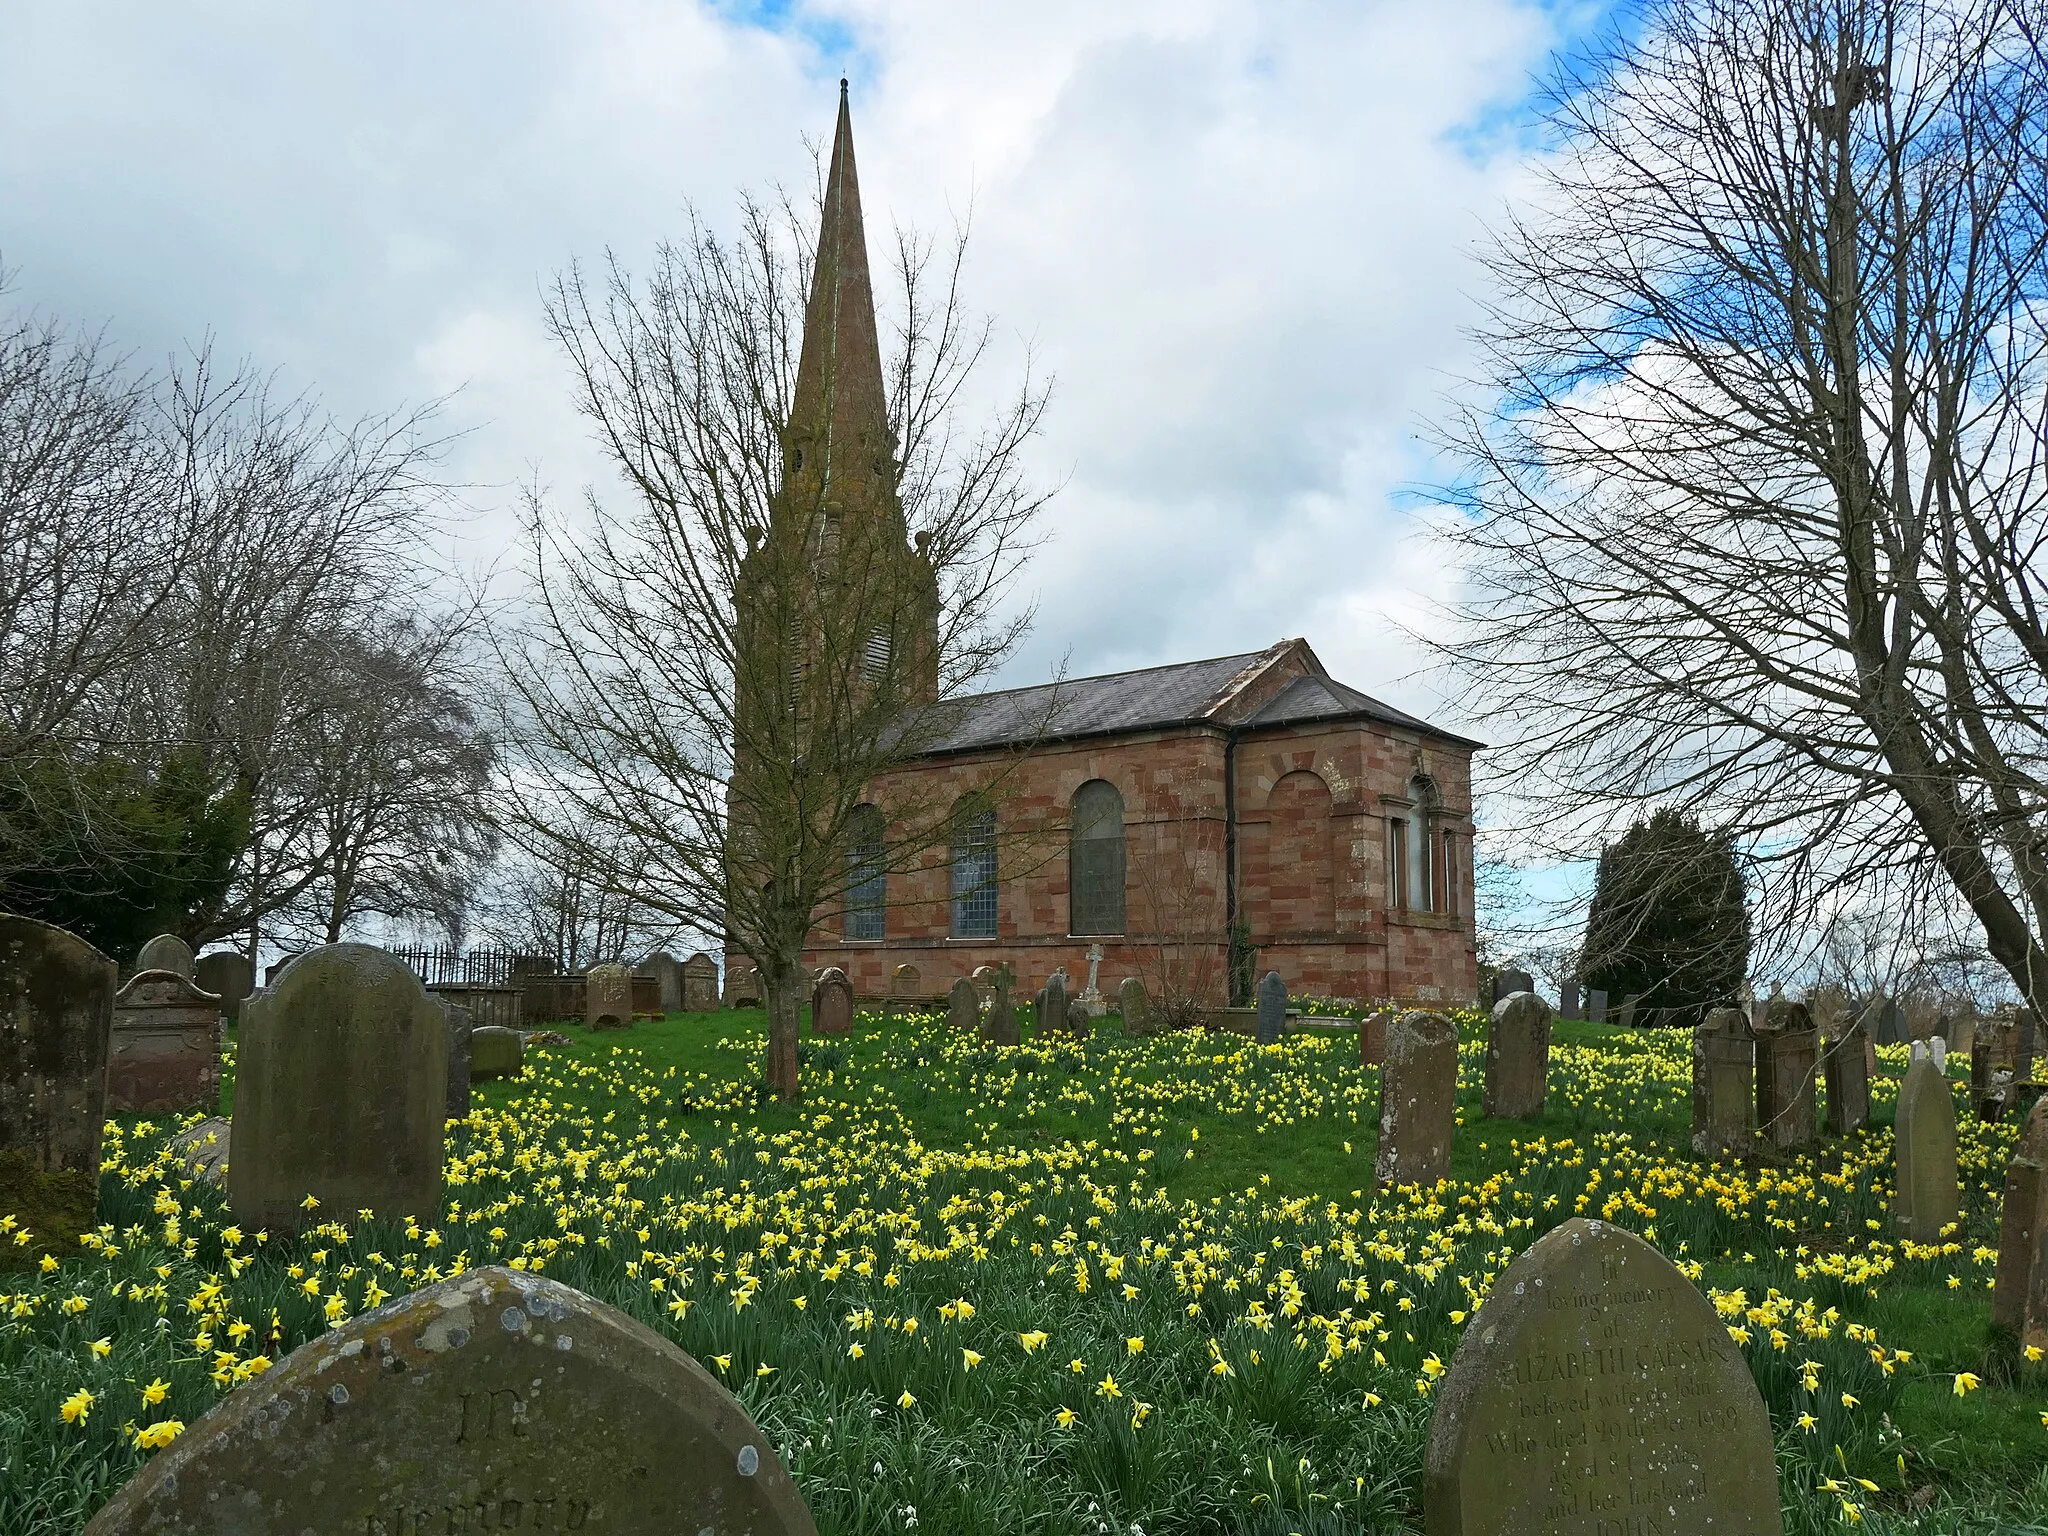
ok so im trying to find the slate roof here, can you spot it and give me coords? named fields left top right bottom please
left=906, top=643, right=1481, bottom=757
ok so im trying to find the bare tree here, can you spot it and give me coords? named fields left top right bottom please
left=499, top=102, right=1052, bottom=1098
left=1126, top=768, right=1229, bottom=1022
left=1433, top=0, right=2048, bottom=1016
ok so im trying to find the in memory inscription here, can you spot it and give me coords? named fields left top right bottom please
left=84, top=1266, right=818, bottom=1536
left=1425, top=1218, right=1780, bottom=1536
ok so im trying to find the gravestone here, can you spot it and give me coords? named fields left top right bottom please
left=81, top=1265, right=819, bottom=1536
left=1037, top=970, right=1069, bottom=1039
left=1822, top=1020, right=1871, bottom=1136
left=229, top=943, right=447, bottom=1235
left=982, top=963, right=1019, bottom=1048
left=1901, top=990, right=1941, bottom=1042
left=0, top=916, right=115, bottom=1267
left=470, top=1025, right=524, bottom=1080
left=1753, top=997, right=1818, bottom=1152
left=1691, top=1007, right=1754, bottom=1158
left=681, top=952, right=719, bottom=1012
left=107, top=968, right=222, bottom=1114
left=585, top=962, right=633, bottom=1031
left=1255, top=971, right=1288, bottom=1045
left=1991, top=1098, right=2048, bottom=1358
left=1423, top=1217, right=1781, bottom=1536
left=1492, top=967, right=1533, bottom=1005
left=1586, top=988, right=1607, bottom=1024
left=1118, top=976, right=1151, bottom=1037
left=1359, top=1008, right=1390, bottom=1067
left=1870, top=995, right=1902, bottom=1046
left=812, top=968, right=853, bottom=1036
left=1559, top=978, right=1581, bottom=1021
left=134, top=932, right=194, bottom=981
left=889, top=963, right=922, bottom=1009
left=1376, top=1010, right=1457, bottom=1189
left=443, top=1001, right=473, bottom=1120
left=193, top=950, right=255, bottom=1021
left=637, top=952, right=683, bottom=1014
left=1066, top=996, right=1093, bottom=1037
left=946, top=976, right=980, bottom=1035
left=167, top=1115, right=230, bottom=1186
left=724, top=961, right=761, bottom=1010
left=1483, top=991, right=1551, bottom=1120
left=1972, top=1009, right=2022, bottom=1121
left=1895, top=1037, right=1960, bottom=1243
left=1617, top=994, right=1639, bottom=1030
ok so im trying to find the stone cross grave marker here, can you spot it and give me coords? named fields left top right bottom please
left=134, top=932, right=194, bottom=980
left=107, top=968, right=221, bottom=1115
left=1754, top=996, right=1818, bottom=1153
left=1118, top=976, right=1151, bottom=1037
left=1559, top=978, right=1581, bottom=1021
left=1895, top=1037, right=1960, bottom=1243
left=946, top=975, right=980, bottom=1035
left=0, top=916, right=115, bottom=1267
left=442, top=1000, right=473, bottom=1120
left=983, top=962, right=1019, bottom=1047
left=681, top=952, right=719, bottom=1012
left=1255, top=971, right=1288, bottom=1045
left=1483, top=990, right=1551, bottom=1120
left=1081, top=943, right=1105, bottom=1007
left=812, top=967, right=853, bottom=1036
left=83, top=1265, right=819, bottom=1536
left=193, top=950, right=255, bottom=1022
left=470, top=1025, right=524, bottom=1080
left=1037, top=969, right=1069, bottom=1039
left=585, top=962, right=633, bottom=1031
left=1376, top=1010, right=1457, bottom=1189
left=1992, top=1097, right=2048, bottom=1360
left=229, top=943, right=448, bottom=1235
left=1423, top=1217, right=1781, bottom=1536
left=1692, top=1006, right=1755, bottom=1158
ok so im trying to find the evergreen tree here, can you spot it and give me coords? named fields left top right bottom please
left=1581, top=810, right=1748, bottom=1026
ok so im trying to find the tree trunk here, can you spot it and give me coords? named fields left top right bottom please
left=764, top=955, right=802, bottom=1102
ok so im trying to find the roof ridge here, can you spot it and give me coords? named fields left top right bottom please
left=941, top=648, right=1266, bottom=708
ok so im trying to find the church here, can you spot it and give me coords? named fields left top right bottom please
left=774, top=87, right=1481, bottom=1009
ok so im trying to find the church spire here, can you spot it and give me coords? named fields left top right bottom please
left=785, top=78, right=895, bottom=523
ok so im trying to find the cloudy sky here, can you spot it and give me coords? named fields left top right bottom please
left=1, top=0, right=1605, bottom=737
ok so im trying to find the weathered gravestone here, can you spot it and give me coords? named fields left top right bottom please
left=0, top=916, right=115, bottom=1266
left=1359, top=1008, right=1389, bottom=1067
left=1991, top=1097, right=2048, bottom=1360
left=1586, top=988, right=1607, bottom=1025
left=107, top=968, right=222, bottom=1114
left=1870, top=996, right=1902, bottom=1047
left=1037, top=970, right=1070, bottom=1039
left=1066, top=996, right=1094, bottom=1037
left=585, top=962, right=633, bottom=1031
left=946, top=976, right=980, bottom=1035
left=1691, top=1007, right=1754, bottom=1158
left=682, top=952, right=720, bottom=1012
left=229, top=944, right=447, bottom=1235
left=1753, top=996, right=1818, bottom=1153
left=724, top=962, right=762, bottom=1010
left=1809, top=989, right=1870, bottom=1136
left=1901, top=990, right=1941, bottom=1043
left=811, top=968, right=853, bottom=1036
left=1894, top=1037, right=1960, bottom=1243
left=443, top=1001, right=473, bottom=1120
left=982, top=963, right=1019, bottom=1048
left=1483, top=991, right=1551, bottom=1121
left=1376, top=1010, right=1457, bottom=1189
left=134, top=932, right=195, bottom=981
left=1423, top=1217, right=1781, bottom=1536
left=638, top=952, right=683, bottom=1014
left=82, top=1265, right=818, bottom=1536
left=167, top=1115, right=230, bottom=1186
left=470, top=1025, right=524, bottom=1080
left=1255, top=971, right=1288, bottom=1045
left=1617, top=994, right=1639, bottom=1030
left=889, top=963, right=922, bottom=1010
left=1559, top=978, right=1581, bottom=1022
left=193, top=950, right=255, bottom=1021
left=1972, top=1009, right=2023, bottom=1122
left=1491, top=967, right=1533, bottom=1006
left=1118, top=976, right=1151, bottom=1037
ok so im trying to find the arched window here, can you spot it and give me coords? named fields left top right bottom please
left=844, top=804, right=886, bottom=940
left=950, top=798, right=998, bottom=938
left=1069, top=780, right=1126, bottom=936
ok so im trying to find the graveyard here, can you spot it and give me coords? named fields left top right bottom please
left=3, top=966, right=2045, bottom=1534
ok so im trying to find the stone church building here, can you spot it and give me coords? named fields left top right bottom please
left=766, top=86, right=1480, bottom=1008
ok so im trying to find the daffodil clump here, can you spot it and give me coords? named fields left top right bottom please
left=0, top=1010, right=2041, bottom=1533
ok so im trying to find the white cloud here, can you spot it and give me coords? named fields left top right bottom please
left=0, top=0, right=1567, bottom=736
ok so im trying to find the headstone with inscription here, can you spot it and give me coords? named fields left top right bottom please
left=193, top=950, right=255, bottom=1021
left=1484, top=991, right=1551, bottom=1120
left=1822, top=1023, right=1871, bottom=1136
left=1691, top=1007, right=1754, bottom=1158
left=585, top=962, right=633, bottom=1031
left=134, top=933, right=195, bottom=981
left=107, top=968, right=221, bottom=1114
left=229, top=943, right=447, bottom=1235
left=946, top=976, right=980, bottom=1035
left=470, top=1025, right=524, bottom=1080
left=982, top=963, right=1019, bottom=1048
left=889, top=963, right=922, bottom=1010
left=1423, top=1217, right=1781, bottom=1536
left=681, top=952, right=719, bottom=1012
left=1255, top=971, right=1287, bottom=1046
left=1065, top=996, right=1093, bottom=1037
left=1895, top=1037, right=1960, bottom=1243
left=812, top=968, right=853, bottom=1036
left=0, top=916, right=115, bottom=1267
left=1118, top=976, right=1151, bottom=1037
left=1036, top=970, right=1069, bottom=1039
left=1991, top=1098, right=2048, bottom=1358
left=1753, top=996, right=1818, bottom=1152
left=81, top=1266, right=819, bottom=1536
left=1376, top=1010, right=1457, bottom=1189
left=723, top=961, right=762, bottom=1010
left=1360, top=1008, right=1390, bottom=1067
